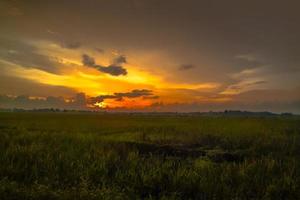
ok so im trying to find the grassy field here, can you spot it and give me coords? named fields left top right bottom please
left=0, top=112, right=300, bottom=199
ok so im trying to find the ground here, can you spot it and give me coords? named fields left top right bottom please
left=0, top=112, right=299, bottom=199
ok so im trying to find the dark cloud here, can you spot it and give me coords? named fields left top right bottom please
left=81, top=54, right=127, bottom=76
left=179, top=64, right=196, bottom=71
left=0, top=93, right=87, bottom=110
left=82, top=54, right=95, bottom=66
left=95, top=48, right=104, bottom=53
left=73, top=93, right=86, bottom=107
left=113, top=55, right=127, bottom=65
left=0, top=37, right=61, bottom=73
left=91, top=89, right=154, bottom=103
left=0, top=75, right=76, bottom=97
left=98, top=65, right=127, bottom=76
left=0, top=89, right=156, bottom=110
left=143, top=95, right=159, bottom=100
left=1, top=87, right=299, bottom=113
left=60, top=41, right=81, bottom=49
left=115, top=89, right=153, bottom=98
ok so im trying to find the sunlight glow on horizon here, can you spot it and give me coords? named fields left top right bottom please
left=0, top=52, right=224, bottom=109
left=0, top=38, right=230, bottom=109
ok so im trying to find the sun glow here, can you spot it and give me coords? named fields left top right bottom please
left=0, top=42, right=224, bottom=109
left=94, top=101, right=107, bottom=108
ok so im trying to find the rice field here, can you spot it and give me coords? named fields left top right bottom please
left=0, top=112, right=299, bottom=199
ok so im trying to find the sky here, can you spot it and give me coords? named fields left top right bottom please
left=0, top=0, right=299, bottom=113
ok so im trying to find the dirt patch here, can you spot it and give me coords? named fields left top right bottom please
left=118, top=142, right=205, bottom=158
left=207, top=151, right=244, bottom=162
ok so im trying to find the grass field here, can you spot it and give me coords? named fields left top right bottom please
left=0, top=112, right=300, bottom=199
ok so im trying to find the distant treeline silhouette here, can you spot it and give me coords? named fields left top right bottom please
left=0, top=108, right=295, bottom=116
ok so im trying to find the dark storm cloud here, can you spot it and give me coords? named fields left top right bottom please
left=178, top=64, right=196, bottom=71
left=90, top=89, right=154, bottom=103
left=0, top=37, right=61, bottom=73
left=81, top=54, right=127, bottom=76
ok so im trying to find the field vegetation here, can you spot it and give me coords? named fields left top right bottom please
left=0, top=112, right=299, bottom=199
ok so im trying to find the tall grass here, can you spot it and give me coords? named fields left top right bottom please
left=0, top=112, right=299, bottom=199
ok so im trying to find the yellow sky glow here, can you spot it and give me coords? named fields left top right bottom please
left=0, top=40, right=225, bottom=109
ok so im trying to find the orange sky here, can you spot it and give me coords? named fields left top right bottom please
left=0, top=39, right=225, bottom=109
left=0, top=0, right=299, bottom=112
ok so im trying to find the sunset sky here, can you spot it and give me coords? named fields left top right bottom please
left=0, top=0, right=299, bottom=112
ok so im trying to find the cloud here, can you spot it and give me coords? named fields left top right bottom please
left=0, top=1, right=23, bottom=17
left=81, top=54, right=127, bottom=76
left=251, top=80, right=267, bottom=85
left=82, top=54, right=95, bottom=66
left=146, top=100, right=300, bottom=114
left=0, top=91, right=156, bottom=111
left=91, top=89, right=155, bottom=103
left=221, top=79, right=267, bottom=95
left=235, top=54, right=257, bottom=62
left=0, top=74, right=77, bottom=97
left=60, top=41, right=81, bottom=49
left=113, top=55, right=127, bottom=65
left=1, top=87, right=300, bottom=113
left=234, top=88, right=300, bottom=103
left=143, top=95, right=159, bottom=100
left=98, top=65, right=127, bottom=76
left=95, top=48, right=104, bottom=53
left=178, top=64, right=196, bottom=71
left=0, top=93, right=87, bottom=110
left=0, top=37, right=62, bottom=73
left=234, top=54, right=264, bottom=69
left=115, top=89, right=153, bottom=98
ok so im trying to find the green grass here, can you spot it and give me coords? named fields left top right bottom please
left=0, top=112, right=300, bottom=199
